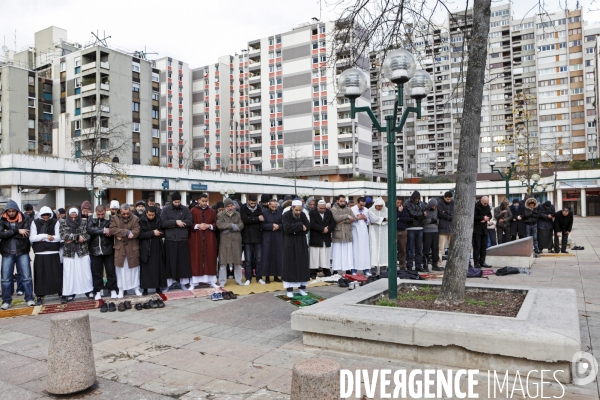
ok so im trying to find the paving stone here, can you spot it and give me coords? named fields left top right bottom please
left=93, top=337, right=145, bottom=354
left=253, top=349, right=315, bottom=369
left=140, top=370, right=214, bottom=396
left=101, top=360, right=174, bottom=387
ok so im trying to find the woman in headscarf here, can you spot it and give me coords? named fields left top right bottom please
left=368, top=198, right=388, bottom=275
left=29, top=206, right=62, bottom=305
left=59, top=208, right=93, bottom=303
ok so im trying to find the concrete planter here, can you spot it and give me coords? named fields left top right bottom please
left=291, top=279, right=580, bottom=383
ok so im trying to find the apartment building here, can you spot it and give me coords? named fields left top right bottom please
left=0, top=27, right=161, bottom=165
left=368, top=5, right=599, bottom=178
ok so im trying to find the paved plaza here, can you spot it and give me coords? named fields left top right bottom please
left=0, top=217, right=599, bottom=399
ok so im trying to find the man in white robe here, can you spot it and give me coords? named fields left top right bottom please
left=331, top=195, right=355, bottom=274
left=368, top=197, right=388, bottom=275
left=351, top=197, right=371, bottom=276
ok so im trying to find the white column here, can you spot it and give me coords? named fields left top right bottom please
left=581, top=188, right=587, bottom=217
left=556, top=189, right=563, bottom=211
left=181, top=191, right=188, bottom=206
left=494, top=194, right=499, bottom=208
left=55, top=188, right=66, bottom=210
left=241, top=194, right=247, bottom=204
left=154, top=190, right=162, bottom=207
left=126, top=189, right=134, bottom=206
left=10, top=186, right=21, bottom=208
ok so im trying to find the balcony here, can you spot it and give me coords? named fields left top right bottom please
left=248, top=46, right=261, bottom=55
left=249, top=101, right=261, bottom=109
left=249, top=129, right=262, bottom=136
left=249, top=142, right=262, bottom=149
left=337, top=133, right=353, bottom=141
left=338, top=148, right=353, bottom=155
left=100, top=83, right=110, bottom=91
left=248, top=61, right=261, bottom=70
left=249, top=114, right=262, bottom=122
left=249, top=88, right=261, bottom=96
left=249, top=156, right=262, bottom=163
left=100, top=62, right=110, bottom=70
left=81, top=83, right=96, bottom=93
left=82, top=127, right=109, bottom=135
left=82, top=62, right=96, bottom=72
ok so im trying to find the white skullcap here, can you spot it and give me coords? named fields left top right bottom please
left=110, top=200, right=120, bottom=209
left=68, top=207, right=79, bottom=215
left=317, top=200, right=326, bottom=205
left=292, top=200, right=303, bottom=207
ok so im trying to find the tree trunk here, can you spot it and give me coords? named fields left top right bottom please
left=436, top=0, right=492, bottom=305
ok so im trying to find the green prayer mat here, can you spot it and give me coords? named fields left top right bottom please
left=275, top=292, right=326, bottom=307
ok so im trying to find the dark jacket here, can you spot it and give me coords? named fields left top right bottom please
left=537, top=204, right=556, bottom=230
left=554, top=211, right=573, bottom=232
left=240, top=203, right=263, bottom=244
left=160, top=203, right=193, bottom=241
left=87, top=212, right=114, bottom=256
left=437, top=198, right=454, bottom=234
left=473, top=201, right=492, bottom=235
left=0, top=200, right=32, bottom=257
left=396, top=206, right=411, bottom=231
left=509, top=201, right=526, bottom=237
left=405, top=190, right=427, bottom=228
left=138, top=215, right=164, bottom=264
left=422, top=198, right=439, bottom=233
left=523, top=199, right=539, bottom=225
left=308, top=208, right=336, bottom=247
left=494, top=204, right=513, bottom=230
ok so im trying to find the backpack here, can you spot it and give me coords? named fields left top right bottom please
left=338, top=278, right=350, bottom=287
left=495, top=266, right=520, bottom=276
left=467, top=267, right=483, bottom=278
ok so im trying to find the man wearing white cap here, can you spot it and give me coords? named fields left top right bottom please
left=308, top=200, right=335, bottom=276
left=30, top=206, right=62, bottom=305
left=109, top=200, right=120, bottom=216
left=351, top=197, right=371, bottom=276
left=282, top=200, right=311, bottom=297
left=60, top=207, right=93, bottom=303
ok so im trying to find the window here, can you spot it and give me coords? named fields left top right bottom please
left=132, top=82, right=140, bottom=92
left=320, top=26, right=325, bottom=33
left=28, top=98, right=36, bottom=108
left=152, top=91, right=159, bottom=101
left=74, top=120, right=81, bottom=130
left=313, top=85, right=319, bottom=92
left=586, top=47, right=595, bottom=54
left=42, top=104, right=52, bottom=114
left=152, top=128, right=160, bottom=138
left=28, top=119, right=35, bottom=129
left=60, top=62, right=66, bottom=72
left=570, top=40, right=582, bottom=47
left=132, top=123, right=140, bottom=132
left=75, top=77, right=81, bottom=88
left=320, top=55, right=326, bottom=62
left=132, top=102, right=140, bottom=112
left=132, top=62, right=141, bottom=72
left=152, top=147, right=159, bottom=157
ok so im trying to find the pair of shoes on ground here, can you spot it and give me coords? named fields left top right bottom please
left=211, top=291, right=237, bottom=301
left=286, top=288, right=308, bottom=298
left=348, top=281, right=360, bottom=290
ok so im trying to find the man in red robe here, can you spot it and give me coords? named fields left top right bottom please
left=185, top=193, right=219, bottom=289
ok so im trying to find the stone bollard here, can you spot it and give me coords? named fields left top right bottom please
left=291, top=358, right=340, bottom=400
left=46, top=312, right=96, bottom=394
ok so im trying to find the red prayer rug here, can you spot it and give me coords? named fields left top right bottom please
left=38, top=300, right=103, bottom=315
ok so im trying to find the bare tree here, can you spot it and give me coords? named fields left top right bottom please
left=220, top=156, right=232, bottom=173
left=72, top=103, right=130, bottom=205
left=541, top=135, right=572, bottom=204
left=38, top=119, right=54, bottom=155
left=284, top=144, right=311, bottom=196
left=180, top=140, right=205, bottom=171
left=511, top=92, right=540, bottom=193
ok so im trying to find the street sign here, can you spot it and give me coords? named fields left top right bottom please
left=191, top=183, right=208, bottom=191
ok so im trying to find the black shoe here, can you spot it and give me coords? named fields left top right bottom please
left=265, top=277, right=270, bottom=284
left=85, top=292, right=93, bottom=299
left=124, top=301, right=132, bottom=310
left=134, top=303, right=143, bottom=310
left=143, top=301, right=151, bottom=309
left=108, top=302, right=116, bottom=312
left=473, top=264, right=481, bottom=269
left=100, top=302, right=108, bottom=313
left=274, top=277, right=282, bottom=282
left=151, top=300, right=159, bottom=309
left=432, top=266, right=445, bottom=272
left=35, top=297, right=44, bottom=306
left=155, top=288, right=163, bottom=294
left=66, top=295, right=75, bottom=302
left=561, top=250, right=569, bottom=254
left=117, top=303, right=126, bottom=312
left=415, top=267, right=427, bottom=273
left=142, top=289, right=148, bottom=296
left=156, top=299, right=166, bottom=308
left=481, top=263, right=492, bottom=268
left=60, top=296, right=68, bottom=304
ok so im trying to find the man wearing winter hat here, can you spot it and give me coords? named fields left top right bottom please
left=133, top=200, right=147, bottom=219
left=109, top=200, right=120, bottom=216
left=160, top=191, right=193, bottom=291
left=437, top=191, right=454, bottom=268
left=422, top=198, right=443, bottom=272
left=405, top=190, right=427, bottom=272
left=216, top=198, right=245, bottom=287
left=80, top=201, right=93, bottom=218
left=537, top=200, right=556, bottom=253
left=260, top=194, right=271, bottom=209
left=0, top=199, right=35, bottom=309
left=87, top=205, right=118, bottom=300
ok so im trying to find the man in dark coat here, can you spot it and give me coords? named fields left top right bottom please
left=138, top=206, right=167, bottom=294
left=309, top=199, right=336, bottom=277
left=282, top=200, right=311, bottom=298
left=509, top=198, right=525, bottom=241
left=494, top=198, right=513, bottom=244
left=523, top=198, right=540, bottom=254
left=87, top=205, right=118, bottom=300
left=554, top=208, right=573, bottom=254
left=160, top=191, right=193, bottom=291
left=473, top=196, right=492, bottom=268
left=405, top=190, right=427, bottom=272
left=537, top=201, right=555, bottom=253
left=147, top=196, right=162, bottom=217
left=396, top=199, right=411, bottom=271
left=261, top=199, right=283, bottom=283
left=260, top=194, right=271, bottom=209
left=437, top=191, right=454, bottom=269
left=0, top=200, right=34, bottom=309
left=187, top=194, right=218, bottom=289
left=133, top=200, right=147, bottom=219
left=240, top=194, right=263, bottom=285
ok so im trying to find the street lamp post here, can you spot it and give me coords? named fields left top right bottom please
left=87, top=183, right=105, bottom=207
left=338, top=50, right=433, bottom=300
left=489, top=154, right=517, bottom=199
left=520, top=173, right=541, bottom=197
left=220, top=189, right=235, bottom=199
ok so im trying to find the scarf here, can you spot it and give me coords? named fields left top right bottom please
left=38, top=218, right=53, bottom=234
left=247, top=204, right=258, bottom=212
left=2, top=211, right=22, bottom=223
left=66, top=215, right=81, bottom=233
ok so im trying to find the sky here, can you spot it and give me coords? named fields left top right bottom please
left=1, top=0, right=599, bottom=68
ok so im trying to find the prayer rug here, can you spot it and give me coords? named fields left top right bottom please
left=229, top=279, right=330, bottom=296
left=0, top=307, right=35, bottom=319
left=274, top=292, right=326, bottom=307
left=38, top=300, right=102, bottom=315
left=161, top=287, right=224, bottom=300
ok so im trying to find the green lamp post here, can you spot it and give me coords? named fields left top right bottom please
left=489, top=154, right=517, bottom=199
left=337, top=50, right=433, bottom=299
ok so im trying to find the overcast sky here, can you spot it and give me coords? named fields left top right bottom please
left=1, top=0, right=599, bottom=68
